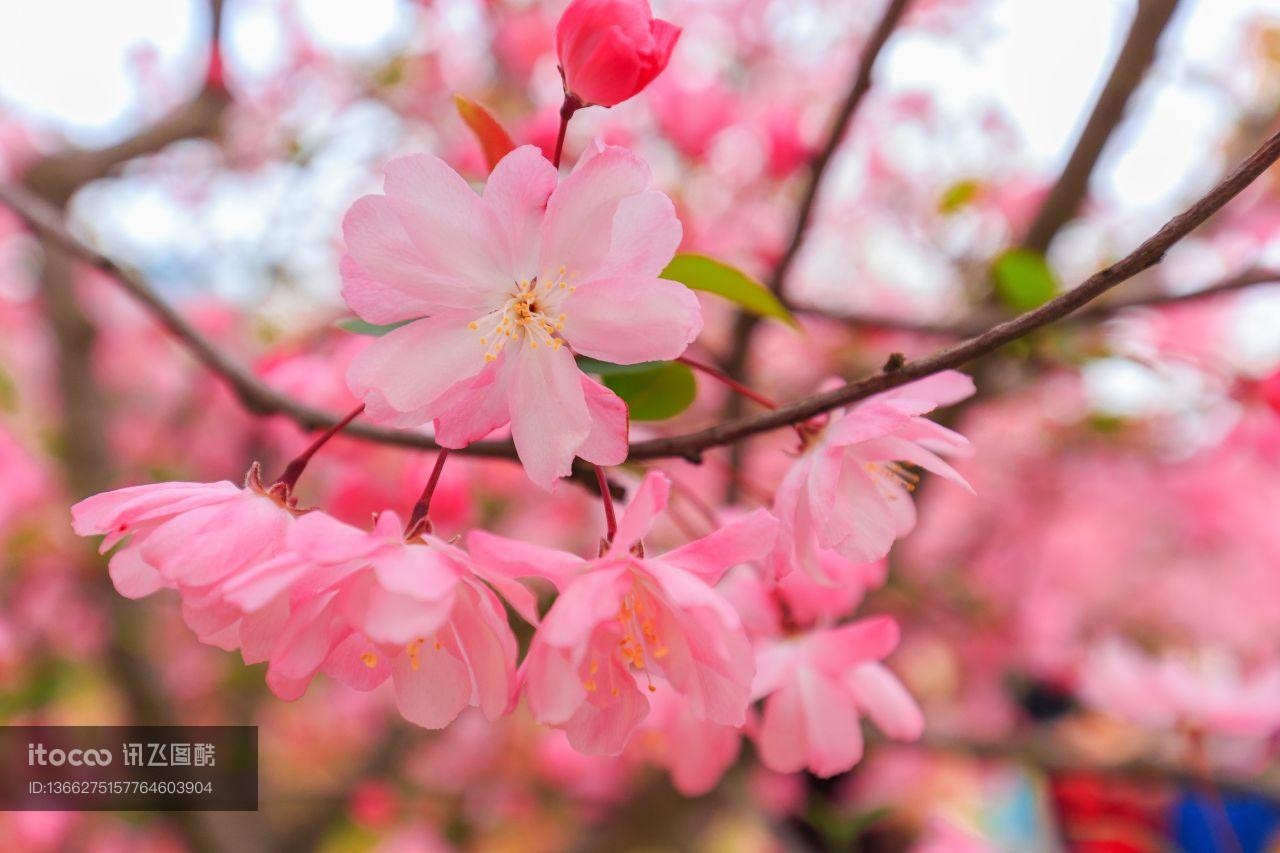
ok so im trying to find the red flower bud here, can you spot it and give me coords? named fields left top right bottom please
left=555, top=0, right=680, bottom=108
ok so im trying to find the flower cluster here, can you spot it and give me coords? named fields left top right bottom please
left=67, top=0, right=980, bottom=791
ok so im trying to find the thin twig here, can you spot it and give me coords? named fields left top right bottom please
left=1021, top=0, right=1182, bottom=254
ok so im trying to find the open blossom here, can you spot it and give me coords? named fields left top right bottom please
left=556, top=0, right=680, bottom=108
left=772, top=371, right=975, bottom=582
left=69, top=466, right=297, bottom=652
left=1078, top=639, right=1280, bottom=737
left=469, top=471, right=777, bottom=755
left=752, top=616, right=923, bottom=778
left=219, top=510, right=521, bottom=729
left=343, top=143, right=700, bottom=489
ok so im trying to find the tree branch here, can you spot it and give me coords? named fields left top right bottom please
left=1021, top=0, right=1181, bottom=254
left=4, top=127, right=1279, bottom=467
left=808, top=265, right=1280, bottom=338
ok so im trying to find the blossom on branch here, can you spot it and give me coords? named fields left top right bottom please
left=772, top=371, right=976, bottom=582
left=342, top=143, right=701, bottom=489
left=469, top=471, right=777, bottom=754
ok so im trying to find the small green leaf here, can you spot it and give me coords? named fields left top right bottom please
left=337, top=318, right=414, bottom=336
left=991, top=248, right=1058, bottom=311
left=939, top=178, right=981, bottom=213
left=661, top=254, right=798, bottom=328
left=581, top=359, right=696, bottom=421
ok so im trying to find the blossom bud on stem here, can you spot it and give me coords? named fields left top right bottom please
left=274, top=403, right=366, bottom=492
left=553, top=93, right=583, bottom=169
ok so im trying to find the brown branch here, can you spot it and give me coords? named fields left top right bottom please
left=5, top=128, right=1279, bottom=469
left=807, top=265, right=1280, bottom=338
left=719, top=0, right=914, bottom=495
left=1021, top=0, right=1181, bottom=254
left=627, top=126, right=1280, bottom=461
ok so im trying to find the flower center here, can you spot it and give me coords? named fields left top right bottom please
left=470, top=268, right=575, bottom=362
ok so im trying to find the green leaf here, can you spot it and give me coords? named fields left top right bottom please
left=939, top=178, right=981, bottom=213
left=337, top=318, right=414, bottom=336
left=992, top=248, right=1058, bottom=311
left=580, top=359, right=697, bottom=421
left=661, top=254, right=798, bottom=328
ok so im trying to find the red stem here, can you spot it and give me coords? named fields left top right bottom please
left=678, top=355, right=778, bottom=410
left=274, top=403, right=365, bottom=491
left=405, top=449, right=451, bottom=537
left=553, top=93, right=582, bottom=169
left=595, top=465, right=617, bottom=543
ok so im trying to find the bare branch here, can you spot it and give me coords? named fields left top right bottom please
left=1021, top=0, right=1181, bottom=254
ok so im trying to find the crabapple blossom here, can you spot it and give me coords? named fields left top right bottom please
left=69, top=465, right=297, bottom=650
left=752, top=616, right=923, bottom=778
left=342, top=143, right=701, bottom=489
left=772, top=370, right=975, bottom=582
left=468, top=471, right=777, bottom=754
left=555, top=0, right=680, bottom=108
left=219, top=509, right=521, bottom=729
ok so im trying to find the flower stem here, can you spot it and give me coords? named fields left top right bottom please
left=678, top=355, right=778, bottom=410
left=274, top=403, right=366, bottom=491
left=553, top=93, right=582, bottom=169
left=405, top=449, right=451, bottom=538
left=595, top=465, right=618, bottom=543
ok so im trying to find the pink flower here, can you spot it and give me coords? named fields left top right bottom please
left=752, top=616, right=923, bottom=778
left=1078, top=640, right=1280, bottom=738
left=70, top=466, right=296, bottom=646
left=556, top=0, right=680, bottom=108
left=342, top=143, right=701, bottom=489
left=219, top=510, right=521, bottom=729
left=636, top=690, right=741, bottom=795
left=772, top=371, right=975, bottom=581
left=469, top=471, right=777, bottom=754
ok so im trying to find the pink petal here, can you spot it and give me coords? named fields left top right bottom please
left=483, top=145, right=557, bottom=282
left=341, top=196, right=491, bottom=318
left=660, top=508, right=779, bottom=585
left=322, top=633, right=393, bottom=691
left=347, top=314, right=487, bottom=425
left=591, top=190, right=682, bottom=281
left=506, top=346, right=591, bottom=490
left=758, top=669, right=863, bottom=778
left=539, top=145, right=651, bottom=278
left=576, top=375, right=628, bottom=467
left=537, top=566, right=630, bottom=648
left=848, top=662, right=924, bottom=741
left=391, top=642, right=473, bottom=729
left=381, top=154, right=512, bottom=289
left=609, top=470, right=669, bottom=555
left=466, top=529, right=587, bottom=590
left=433, top=354, right=513, bottom=448
left=561, top=275, right=701, bottom=364
left=107, top=548, right=165, bottom=599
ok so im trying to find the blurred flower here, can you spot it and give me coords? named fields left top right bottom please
left=752, top=616, right=923, bottom=778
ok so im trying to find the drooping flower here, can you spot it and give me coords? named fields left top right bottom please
left=556, top=0, right=680, bottom=108
left=342, top=143, right=701, bottom=489
left=219, top=510, right=522, bottom=729
left=752, top=616, right=923, bottom=778
left=772, top=371, right=975, bottom=582
left=69, top=465, right=298, bottom=654
left=468, top=471, right=777, bottom=754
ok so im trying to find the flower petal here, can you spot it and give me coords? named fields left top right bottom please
left=484, top=145, right=557, bottom=282
left=561, top=275, right=701, bottom=364
left=347, top=314, right=486, bottom=425
left=506, top=345, right=591, bottom=490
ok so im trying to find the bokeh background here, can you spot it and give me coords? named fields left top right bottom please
left=3, top=0, right=1280, bottom=849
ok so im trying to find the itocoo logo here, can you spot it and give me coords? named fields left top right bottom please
left=27, top=743, right=113, bottom=766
